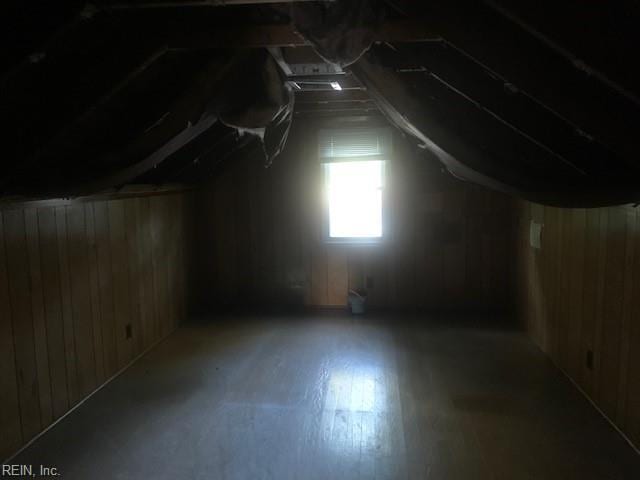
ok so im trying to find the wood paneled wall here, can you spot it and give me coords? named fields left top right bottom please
left=516, top=201, right=640, bottom=448
left=0, top=192, right=194, bottom=460
left=197, top=127, right=516, bottom=312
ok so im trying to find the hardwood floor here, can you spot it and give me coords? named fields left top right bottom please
left=11, top=314, right=640, bottom=479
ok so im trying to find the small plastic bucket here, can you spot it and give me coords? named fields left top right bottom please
left=348, top=289, right=367, bottom=315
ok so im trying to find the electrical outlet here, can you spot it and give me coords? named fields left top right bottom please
left=586, top=350, right=594, bottom=370
left=125, top=324, right=132, bottom=340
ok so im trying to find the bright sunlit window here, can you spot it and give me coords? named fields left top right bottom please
left=320, top=128, right=390, bottom=241
left=325, top=161, right=384, bottom=238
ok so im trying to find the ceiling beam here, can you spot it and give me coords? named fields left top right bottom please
left=104, top=0, right=324, bottom=8
left=171, top=19, right=440, bottom=49
left=294, top=99, right=376, bottom=111
left=294, top=90, right=371, bottom=103
left=294, top=108, right=380, bottom=118
left=410, top=3, right=640, bottom=167
left=22, top=48, right=169, bottom=171
left=351, top=48, right=640, bottom=206
left=484, top=0, right=640, bottom=108
left=35, top=55, right=239, bottom=196
left=389, top=43, right=623, bottom=177
left=82, top=114, right=218, bottom=194
left=267, top=47, right=293, bottom=76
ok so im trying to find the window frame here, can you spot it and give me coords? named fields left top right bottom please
left=319, top=128, right=392, bottom=245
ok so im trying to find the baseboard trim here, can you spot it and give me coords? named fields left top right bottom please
left=558, top=367, right=640, bottom=456
left=530, top=341, right=640, bottom=457
left=2, top=329, right=177, bottom=464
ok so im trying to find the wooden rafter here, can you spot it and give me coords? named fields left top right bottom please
left=170, top=19, right=440, bottom=49
left=51, top=54, right=241, bottom=196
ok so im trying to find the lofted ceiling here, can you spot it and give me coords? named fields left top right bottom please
left=1, top=0, right=640, bottom=206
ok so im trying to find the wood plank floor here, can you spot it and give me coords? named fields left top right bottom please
left=11, top=314, right=640, bottom=479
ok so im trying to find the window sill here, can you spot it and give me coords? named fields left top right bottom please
left=324, top=237, right=385, bottom=246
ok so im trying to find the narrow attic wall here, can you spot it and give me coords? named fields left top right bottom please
left=196, top=125, right=518, bottom=312
left=515, top=201, right=640, bottom=448
left=0, top=191, right=196, bottom=460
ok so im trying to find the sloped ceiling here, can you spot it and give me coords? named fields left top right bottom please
left=1, top=0, right=640, bottom=206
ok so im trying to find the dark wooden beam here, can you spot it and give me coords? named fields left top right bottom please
left=23, top=48, right=169, bottom=169
left=105, top=0, right=321, bottom=8
left=197, top=133, right=256, bottom=180
left=1, top=14, right=168, bottom=182
left=350, top=48, right=640, bottom=206
left=81, top=114, right=218, bottom=193
left=389, top=43, right=624, bottom=177
left=294, top=90, right=371, bottom=103
left=350, top=53, right=522, bottom=195
left=484, top=0, right=640, bottom=107
left=294, top=107, right=379, bottom=118
left=44, top=55, right=239, bottom=196
left=0, top=4, right=96, bottom=86
left=170, top=19, right=440, bottom=49
left=406, top=3, right=640, bottom=167
left=132, top=124, right=240, bottom=183
left=172, top=24, right=308, bottom=49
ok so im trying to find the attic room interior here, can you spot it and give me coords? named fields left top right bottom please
left=2, top=0, right=640, bottom=478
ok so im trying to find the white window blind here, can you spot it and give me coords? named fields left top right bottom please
left=320, top=128, right=390, bottom=241
left=318, top=128, right=391, bottom=160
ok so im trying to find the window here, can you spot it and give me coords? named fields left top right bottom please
left=320, top=128, right=390, bottom=241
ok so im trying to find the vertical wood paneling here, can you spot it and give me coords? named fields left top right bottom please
left=36, top=208, right=69, bottom=419
left=517, top=201, right=640, bottom=450
left=529, top=203, right=545, bottom=345
left=544, top=206, right=561, bottom=356
left=391, top=162, right=416, bottom=308
left=442, top=190, right=466, bottom=309
left=566, top=209, right=586, bottom=381
left=625, top=209, right=640, bottom=445
left=580, top=208, right=602, bottom=394
left=0, top=192, right=193, bottom=461
left=166, top=196, right=181, bottom=329
left=93, top=202, right=118, bottom=377
left=311, top=248, right=328, bottom=306
left=162, top=198, right=176, bottom=330
left=592, top=209, right=610, bottom=399
left=108, top=200, right=134, bottom=368
left=617, top=208, right=637, bottom=426
left=66, top=205, right=97, bottom=398
left=0, top=212, right=23, bottom=458
left=421, top=193, right=445, bottom=309
left=136, top=198, right=156, bottom=349
left=233, top=165, right=252, bottom=299
left=197, top=129, right=516, bottom=311
left=366, top=249, right=391, bottom=308
left=256, top=168, right=275, bottom=301
left=270, top=166, right=287, bottom=297
left=23, top=209, right=53, bottom=427
left=150, top=196, right=169, bottom=339
left=55, top=206, right=79, bottom=406
left=598, top=208, right=626, bottom=418
left=3, top=209, right=42, bottom=440
left=464, top=211, right=483, bottom=310
left=125, top=200, right=143, bottom=352
left=244, top=163, right=261, bottom=300
left=175, top=195, right=187, bottom=321
left=327, top=248, right=348, bottom=306
left=85, top=204, right=105, bottom=385
left=347, top=249, right=365, bottom=293
left=556, top=208, right=573, bottom=371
